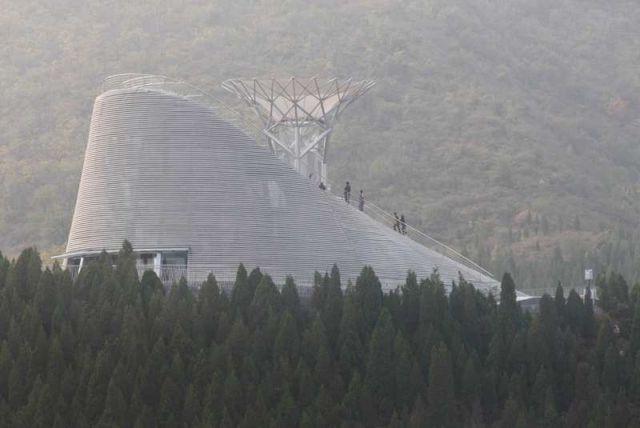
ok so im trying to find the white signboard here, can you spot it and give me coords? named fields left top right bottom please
left=584, top=269, right=593, bottom=281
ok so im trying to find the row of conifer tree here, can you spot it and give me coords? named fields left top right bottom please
left=0, top=242, right=639, bottom=427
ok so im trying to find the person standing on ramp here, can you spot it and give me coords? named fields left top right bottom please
left=344, top=181, right=351, bottom=203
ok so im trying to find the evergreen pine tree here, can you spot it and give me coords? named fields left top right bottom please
left=543, top=386, right=560, bottom=427
left=231, top=264, right=251, bottom=314
left=355, top=266, right=383, bottom=336
left=34, top=268, right=56, bottom=334
left=281, top=276, right=301, bottom=321
left=427, top=343, right=456, bottom=427
left=226, top=317, right=250, bottom=363
left=364, top=309, right=395, bottom=424
left=201, top=372, right=224, bottom=426
left=393, top=332, right=416, bottom=409
left=314, top=331, right=333, bottom=388
left=407, top=395, right=428, bottom=428
left=500, top=397, right=519, bottom=428
left=566, top=289, right=585, bottom=335
left=247, top=267, right=263, bottom=297
left=275, top=386, right=298, bottom=428
left=139, top=337, right=168, bottom=408
left=462, top=352, right=480, bottom=411
left=115, top=240, right=139, bottom=292
left=341, top=372, right=363, bottom=423
left=9, top=247, right=42, bottom=301
left=583, top=286, right=596, bottom=342
left=338, top=288, right=364, bottom=380
left=602, top=345, right=620, bottom=394
left=274, top=311, right=300, bottom=362
left=322, top=266, right=343, bottom=352
left=238, top=406, right=259, bottom=428
left=85, top=343, right=117, bottom=423
left=498, top=273, right=519, bottom=342
left=223, top=370, right=244, bottom=421
left=295, top=360, right=315, bottom=407
left=401, top=271, right=420, bottom=335
left=249, top=274, right=281, bottom=327
left=554, top=283, right=566, bottom=327
left=97, top=376, right=127, bottom=427
left=195, top=273, right=221, bottom=345
left=315, top=384, right=339, bottom=427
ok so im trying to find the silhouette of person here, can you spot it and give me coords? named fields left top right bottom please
left=344, top=181, right=351, bottom=203
left=393, top=212, right=400, bottom=232
left=358, top=190, right=365, bottom=211
left=400, top=214, right=407, bottom=235
left=319, top=182, right=326, bottom=190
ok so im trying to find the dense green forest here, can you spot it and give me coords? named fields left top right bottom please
left=0, top=243, right=639, bottom=427
left=3, top=0, right=640, bottom=293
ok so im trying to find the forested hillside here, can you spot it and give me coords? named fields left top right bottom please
left=2, top=0, right=640, bottom=293
left=0, top=245, right=639, bottom=426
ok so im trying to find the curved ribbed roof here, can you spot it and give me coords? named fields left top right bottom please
left=63, top=82, right=499, bottom=292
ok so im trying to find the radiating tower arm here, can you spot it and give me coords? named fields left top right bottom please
left=222, top=77, right=374, bottom=184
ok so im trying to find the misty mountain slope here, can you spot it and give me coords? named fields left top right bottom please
left=1, top=0, right=640, bottom=291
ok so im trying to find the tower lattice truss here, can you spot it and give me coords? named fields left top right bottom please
left=222, top=77, right=374, bottom=185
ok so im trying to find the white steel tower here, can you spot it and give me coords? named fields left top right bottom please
left=222, top=78, right=374, bottom=186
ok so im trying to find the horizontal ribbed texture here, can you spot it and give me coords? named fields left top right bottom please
left=65, top=87, right=499, bottom=292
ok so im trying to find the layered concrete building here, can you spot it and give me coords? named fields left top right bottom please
left=56, top=74, right=499, bottom=294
